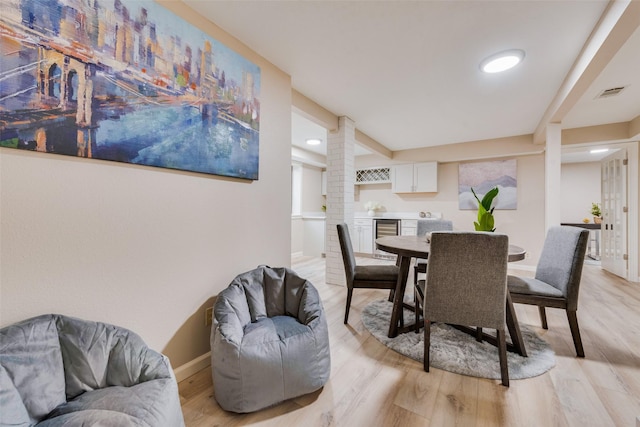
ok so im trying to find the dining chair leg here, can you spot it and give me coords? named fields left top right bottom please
left=506, top=293, right=527, bottom=357
left=567, top=310, right=585, bottom=357
left=423, top=318, right=431, bottom=372
left=414, top=289, right=421, bottom=333
left=476, top=327, right=483, bottom=342
left=388, top=289, right=395, bottom=302
left=538, top=306, right=548, bottom=329
left=497, top=329, right=509, bottom=387
left=344, top=289, right=353, bottom=324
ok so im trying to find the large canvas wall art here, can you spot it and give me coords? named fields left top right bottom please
left=0, top=0, right=261, bottom=180
left=458, top=159, right=517, bottom=210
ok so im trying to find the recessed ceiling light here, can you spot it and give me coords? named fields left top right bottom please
left=480, top=49, right=525, bottom=73
left=306, top=138, right=322, bottom=146
left=590, top=148, right=609, bottom=154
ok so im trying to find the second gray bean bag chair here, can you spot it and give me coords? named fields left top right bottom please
left=211, top=265, right=331, bottom=413
left=0, top=314, right=185, bottom=427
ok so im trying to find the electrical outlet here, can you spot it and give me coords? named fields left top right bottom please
left=205, top=307, right=213, bottom=326
left=525, top=252, right=531, bottom=259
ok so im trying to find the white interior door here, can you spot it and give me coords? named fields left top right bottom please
left=601, top=149, right=628, bottom=278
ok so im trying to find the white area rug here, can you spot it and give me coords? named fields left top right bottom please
left=362, top=299, right=555, bottom=380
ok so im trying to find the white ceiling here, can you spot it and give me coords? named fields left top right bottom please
left=184, top=0, right=640, bottom=161
left=291, top=113, right=370, bottom=157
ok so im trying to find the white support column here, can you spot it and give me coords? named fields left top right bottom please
left=325, top=117, right=355, bottom=286
left=545, top=123, right=562, bottom=230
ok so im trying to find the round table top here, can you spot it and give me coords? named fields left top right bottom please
left=375, top=234, right=526, bottom=262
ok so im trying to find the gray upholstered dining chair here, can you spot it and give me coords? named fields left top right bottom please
left=337, top=223, right=400, bottom=324
left=419, top=231, right=510, bottom=386
left=413, top=219, right=453, bottom=284
left=413, top=219, right=453, bottom=329
left=508, top=225, right=589, bottom=357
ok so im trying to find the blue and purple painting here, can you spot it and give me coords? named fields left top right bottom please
left=0, top=0, right=261, bottom=180
left=458, top=159, right=517, bottom=210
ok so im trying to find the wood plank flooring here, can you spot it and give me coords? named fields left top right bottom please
left=178, top=256, right=640, bottom=427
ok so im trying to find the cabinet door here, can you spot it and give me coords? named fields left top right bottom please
left=392, top=164, right=415, bottom=193
left=401, top=219, right=417, bottom=236
left=360, top=225, right=373, bottom=254
left=414, top=162, right=438, bottom=192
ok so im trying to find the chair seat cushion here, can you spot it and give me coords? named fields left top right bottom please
left=43, top=380, right=182, bottom=427
left=242, top=316, right=308, bottom=345
left=354, top=264, right=399, bottom=282
left=38, top=410, right=145, bottom=427
left=507, top=275, right=564, bottom=298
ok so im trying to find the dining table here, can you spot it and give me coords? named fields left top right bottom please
left=375, top=234, right=528, bottom=357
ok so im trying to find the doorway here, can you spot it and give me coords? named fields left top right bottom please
left=601, top=149, right=628, bottom=279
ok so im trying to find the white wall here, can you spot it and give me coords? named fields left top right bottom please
left=561, top=162, right=601, bottom=223
left=355, top=155, right=546, bottom=266
left=0, top=1, right=293, bottom=370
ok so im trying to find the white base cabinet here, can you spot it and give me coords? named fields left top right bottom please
left=401, top=219, right=417, bottom=236
left=352, top=219, right=373, bottom=254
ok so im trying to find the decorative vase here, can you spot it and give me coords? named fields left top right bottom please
left=368, top=209, right=376, bottom=217
left=594, top=216, right=602, bottom=224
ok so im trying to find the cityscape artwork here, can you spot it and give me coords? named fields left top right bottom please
left=0, top=0, right=261, bottom=180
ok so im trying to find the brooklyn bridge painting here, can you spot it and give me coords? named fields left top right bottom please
left=0, top=0, right=261, bottom=180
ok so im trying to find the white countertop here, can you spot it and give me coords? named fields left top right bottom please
left=354, top=212, right=442, bottom=220
left=301, top=212, right=326, bottom=219
left=300, top=212, right=443, bottom=220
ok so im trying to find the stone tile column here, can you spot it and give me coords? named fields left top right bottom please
left=325, top=116, right=355, bottom=285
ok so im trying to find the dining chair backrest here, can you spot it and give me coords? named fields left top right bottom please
left=424, top=231, right=509, bottom=330
left=336, top=223, right=356, bottom=286
left=535, top=226, right=589, bottom=310
left=417, top=219, right=453, bottom=236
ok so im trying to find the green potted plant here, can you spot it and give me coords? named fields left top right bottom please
left=472, top=187, right=499, bottom=232
left=591, top=202, right=602, bottom=224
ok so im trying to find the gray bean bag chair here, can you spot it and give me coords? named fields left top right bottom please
left=0, top=314, right=185, bottom=427
left=211, top=266, right=331, bottom=413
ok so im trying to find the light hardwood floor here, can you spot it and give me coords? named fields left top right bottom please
left=178, top=256, right=640, bottom=427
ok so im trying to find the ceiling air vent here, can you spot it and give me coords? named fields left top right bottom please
left=596, top=86, right=627, bottom=99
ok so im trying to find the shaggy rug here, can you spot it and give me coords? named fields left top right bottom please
left=362, top=299, right=556, bottom=380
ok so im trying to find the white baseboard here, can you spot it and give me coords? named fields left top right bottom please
left=173, top=351, right=211, bottom=383
left=291, top=251, right=304, bottom=258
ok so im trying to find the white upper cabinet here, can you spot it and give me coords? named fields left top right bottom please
left=414, top=162, right=438, bottom=192
left=392, top=164, right=415, bottom=193
left=392, top=162, right=438, bottom=193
